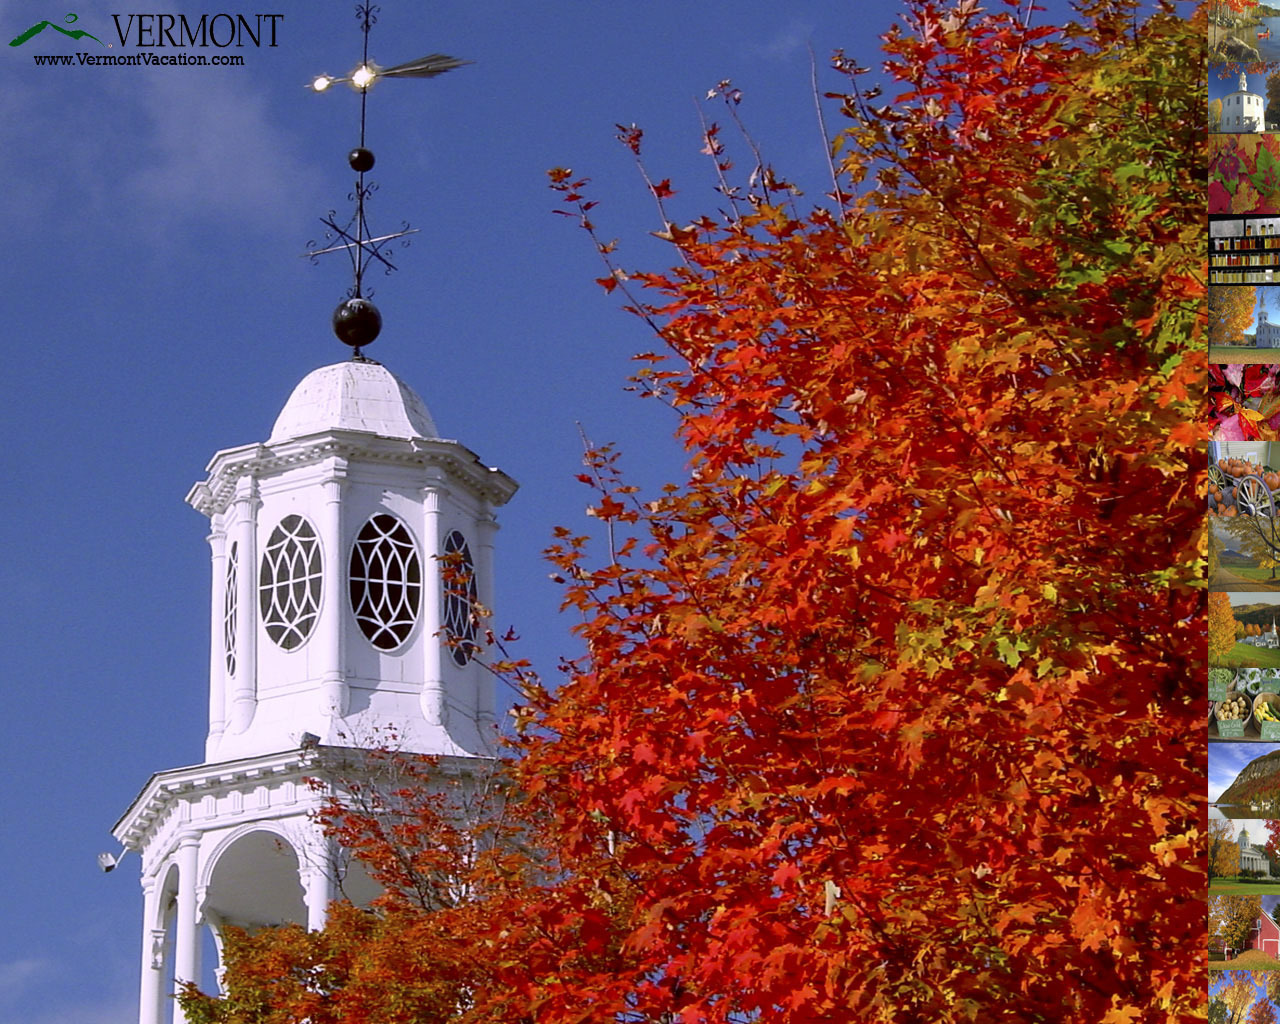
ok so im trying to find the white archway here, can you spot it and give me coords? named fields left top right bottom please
left=204, top=827, right=307, bottom=932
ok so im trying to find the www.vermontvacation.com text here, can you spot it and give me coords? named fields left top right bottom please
left=31, top=52, right=245, bottom=66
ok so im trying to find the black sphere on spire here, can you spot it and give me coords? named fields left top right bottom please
left=348, top=147, right=375, bottom=172
left=333, top=297, right=382, bottom=347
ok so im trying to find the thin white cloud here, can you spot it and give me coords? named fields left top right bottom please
left=752, top=21, right=815, bottom=62
left=121, top=70, right=320, bottom=237
left=2, top=50, right=319, bottom=246
left=0, top=958, right=50, bottom=1002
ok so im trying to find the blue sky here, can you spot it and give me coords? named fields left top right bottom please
left=1211, top=68, right=1270, bottom=105
left=1240, top=287, right=1280, bottom=333
left=1210, top=69, right=1258, bottom=103
left=0, top=1, right=1197, bottom=1021
left=1211, top=970, right=1280, bottom=1009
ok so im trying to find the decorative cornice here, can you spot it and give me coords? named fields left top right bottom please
left=113, top=746, right=492, bottom=853
left=112, top=748, right=313, bottom=851
left=186, top=431, right=518, bottom=518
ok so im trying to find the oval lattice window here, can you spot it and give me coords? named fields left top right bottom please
left=349, top=513, right=422, bottom=650
left=224, top=542, right=238, bottom=676
left=259, top=515, right=322, bottom=651
left=442, top=529, right=478, bottom=666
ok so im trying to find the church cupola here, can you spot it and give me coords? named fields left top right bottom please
left=186, top=358, right=517, bottom=761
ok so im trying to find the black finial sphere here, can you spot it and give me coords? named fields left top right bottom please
left=348, top=147, right=375, bottom=173
left=333, top=297, right=382, bottom=347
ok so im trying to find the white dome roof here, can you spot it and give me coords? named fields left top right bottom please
left=268, top=360, right=438, bottom=444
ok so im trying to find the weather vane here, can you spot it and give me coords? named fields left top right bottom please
left=304, top=3, right=469, bottom=357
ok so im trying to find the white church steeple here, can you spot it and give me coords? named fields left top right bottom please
left=113, top=356, right=516, bottom=1024
left=111, top=11, right=491, bottom=1021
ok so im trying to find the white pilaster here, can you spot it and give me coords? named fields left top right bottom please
left=230, top=478, right=258, bottom=734
left=421, top=472, right=448, bottom=726
left=206, top=527, right=228, bottom=750
left=319, top=465, right=348, bottom=718
left=475, top=508, right=499, bottom=733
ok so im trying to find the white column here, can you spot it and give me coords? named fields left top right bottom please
left=230, top=478, right=259, bottom=734
left=206, top=524, right=228, bottom=755
left=302, top=860, right=334, bottom=932
left=421, top=471, right=448, bottom=726
left=474, top=508, right=499, bottom=734
left=318, top=465, right=348, bottom=718
left=295, top=822, right=335, bottom=932
left=137, top=879, right=164, bottom=1024
left=172, top=836, right=201, bottom=1024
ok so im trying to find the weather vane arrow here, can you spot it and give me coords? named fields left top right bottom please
left=303, top=3, right=470, bottom=357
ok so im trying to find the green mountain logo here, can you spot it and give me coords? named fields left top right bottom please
left=9, top=12, right=104, bottom=47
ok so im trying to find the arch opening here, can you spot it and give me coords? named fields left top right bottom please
left=205, top=830, right=306, bottom=931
